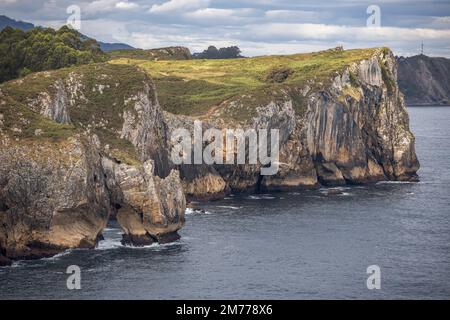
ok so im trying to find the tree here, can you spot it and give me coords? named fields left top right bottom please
left=193, top=45, right=244, bottom=59
left=0, top=26, right=107, bottom=83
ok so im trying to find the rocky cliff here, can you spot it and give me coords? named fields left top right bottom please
left=0, top=64, right=185, bottom=265
left=397, top=55, right=450, bottom=105
left=0, top=47, right=420, bottom=265
left=161, top=48, right=420, bottom=199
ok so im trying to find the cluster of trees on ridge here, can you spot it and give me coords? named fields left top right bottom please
left=0, top=26, right=106, bottom=83
left=193, top=46, right=243, bottom=59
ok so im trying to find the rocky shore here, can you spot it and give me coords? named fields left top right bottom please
left=0, top=48, right=419, bottom=265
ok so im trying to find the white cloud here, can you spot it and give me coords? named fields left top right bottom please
left=84, top=0, right=139, bottom=14
left=115, top=1, right=139, bottom=10
left=149, top=0, right=210, bottom=13
left=84, top=0, right=119, bottom=14
left=265, top=10, right=323, bottom=21
left=239, top=23, right=450, bottom=43
left=185, top=8, right=258, bottom=24
left=186, top=8, right=235, bottom=19
left=3, top=0, right=450, bottom=57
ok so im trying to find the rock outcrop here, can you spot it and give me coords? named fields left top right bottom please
left=397, top=54, right=450, bottom=105
left=0, top=48, right=421, bottom=264
left=0, top=135, right=110, bottom=260
left=0, top=64, right=186, bottom=264
left=163, top=48, right=419, bottom=198
left=102, top=158, right=185, bottom=246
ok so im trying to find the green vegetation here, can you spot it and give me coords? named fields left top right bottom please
left=0, top=63, right=147, bottom=163
left=0, top=25, right=106, bottom=83
left=379, top=59, right=395, bottom=94
left=265, top=66, right=295, bottom=83
left=0, top=47, right=387, bottom=159
left=349, top=71, right=359, bottom=87
left=0, top=93, right=76, bottom=140
left=110, top=47, right=379, bottom=117
left=192, top=46, right=243, bottom=59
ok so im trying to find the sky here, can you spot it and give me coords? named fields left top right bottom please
left=1, top=0, right=450, bottom=57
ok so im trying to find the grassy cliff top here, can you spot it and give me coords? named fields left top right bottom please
left=110, top=47, right=381, bottom=116
left=0, top=63, right=150, bottom=164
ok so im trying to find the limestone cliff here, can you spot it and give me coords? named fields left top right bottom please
left=0, top=48, right=420, bottom=265
left=162, top=48, right=420, bottom=198
left=0, top=64, right=185, bottom=265
left=397, top=54, right=450, bottom=106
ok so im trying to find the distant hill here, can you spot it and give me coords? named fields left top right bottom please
left=397, top=55, right=450, bottom=106
left=0, top=15, right=34, bottom=31
left=108, top=46, right=192, bottom=61
left=193, top=46, right=244, bottom=59
left=0, top=14, right=134, bottom=53
left=98, top=42, right=134, bottom=52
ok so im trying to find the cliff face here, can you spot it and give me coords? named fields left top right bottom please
left=0, top=48, right=420, bottom=265
left=163, top=48, right=419, bottom=198
left=0, top=64, right=185, bottom=265
left=397, top=55, right=450, bottom=105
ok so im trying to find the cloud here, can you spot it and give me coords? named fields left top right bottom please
left=149, top=0, right=210, bottom=13
left=1, top=0, right=450, bottom=57
left=265, top=10, right=324, bottom=22
left=238, top=23, right=450, bottom=43
left=115, top=1, right=139, bottom=10
left=84, top=0, right=120, bottom=14
left=184, top=8, right=259, bottom=24
left=83, top=0, right=140, bottom=15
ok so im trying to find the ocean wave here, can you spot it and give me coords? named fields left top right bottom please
left=216, top=205, right=242, bottom=210
left=319, top=186, right=351, bottom=192
left=96, top=237, right=180, bottom=251
left=376, top=181, right=414, bottom=185
left=247, top=195, right=276, bottom=200
left=96, top=238, right=123, bottom=250
left=185, top=208, right=212, bottom=215
left=41, top=249, right=73, bottom=261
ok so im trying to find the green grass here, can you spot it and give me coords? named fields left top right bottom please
left=0, top=94, right=76, bottom=140
left=0, top=62, right=149, bottom=163
left=0, top=47, right=387, bottom=156
left=110, top=47, right=381, bottom=117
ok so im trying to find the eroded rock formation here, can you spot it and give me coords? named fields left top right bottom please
left=0, top=64, right=186, bottom=264
left=397, top=54, right=450, bottom=106
left=0, top=48, right=420, bottom=265
left=164, top=48, right=419, bottom=197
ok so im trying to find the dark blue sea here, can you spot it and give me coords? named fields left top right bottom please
left=1, top=106, right=449, bottom=299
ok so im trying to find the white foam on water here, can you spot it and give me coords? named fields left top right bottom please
left=376, top=181, right=414, bottom=185
left=96, top=238, right=123, bottom=250
left=216, top=206, right=242, bottom=210
left=97, top=229, right=183, bottom=251
left=247, top=195, right=276, bottom=200
left=320, top=186, right=351, bottom=192
left=185, top=208, right=212, bottom=215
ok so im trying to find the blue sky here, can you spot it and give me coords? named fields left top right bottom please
left=1, top=0, right=449, bottom=57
